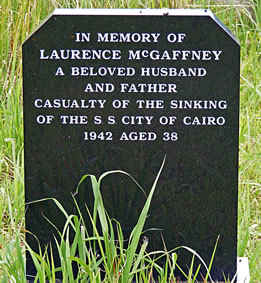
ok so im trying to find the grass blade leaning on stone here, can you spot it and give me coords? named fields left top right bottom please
left=122, top=156, right=165, bottom=282
left=73, top=156, right=165, bottom=282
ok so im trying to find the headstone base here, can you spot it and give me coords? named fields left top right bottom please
left=26, top=257, right=249, bottom=283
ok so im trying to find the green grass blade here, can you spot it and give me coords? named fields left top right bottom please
left=122, top=156, right=166, bottom=282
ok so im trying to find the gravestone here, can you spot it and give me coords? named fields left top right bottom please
left=23, top=9, right=240, bottom=281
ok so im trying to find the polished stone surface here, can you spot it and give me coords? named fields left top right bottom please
left=23, top=9, right=240, bottom=280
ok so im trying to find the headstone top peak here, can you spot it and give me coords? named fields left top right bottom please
left=24, top=8, right=239, bottom=46
left=52, top=8, right=239, bottom=45
left=53, top=8, right=212, bottom=16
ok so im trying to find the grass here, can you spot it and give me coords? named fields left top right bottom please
left=0, top=0, right=260, bottom=282
left=1, top=160, right=222, bottom=282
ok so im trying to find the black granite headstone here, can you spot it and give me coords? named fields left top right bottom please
left=23, top=9, right=240, bottom=281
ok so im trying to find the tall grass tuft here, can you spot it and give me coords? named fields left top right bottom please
left=1, top=159, right=221, bottom=281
